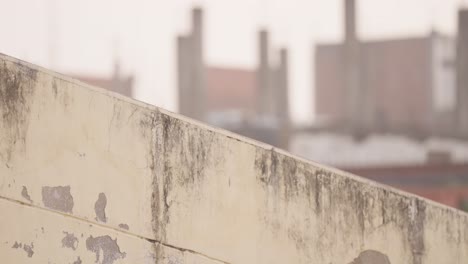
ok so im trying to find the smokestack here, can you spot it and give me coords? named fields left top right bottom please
left=177, top=35, right=192, bottom=117
left=191, top=7, right=206, bottom=121
left=456, top=9, right=468, bottom=135
left=343, top=0, right=364, bottom=133
left=277, top=48, right=290, bottom=149
left=345, top=0, right=356, bottom=41
left=257, top=30, right=271, bottom=117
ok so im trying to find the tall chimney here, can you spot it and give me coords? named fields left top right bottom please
left=456, top=9, right=468, bottom=136
left=277, top=48, right=290, bottom=149
left=343, top=0, right=364, bottom=133
left=177, top=35, right=192, bottom=117
left=345, top=0, right=356, bottom=41
left=191, top=7, right=206, bottom=121
left=257, top=30, right=271, bottom=117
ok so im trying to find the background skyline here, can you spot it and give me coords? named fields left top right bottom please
left=1, top=0, right=466, bottom=124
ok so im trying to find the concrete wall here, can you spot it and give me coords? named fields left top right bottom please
left=1, top=53, right=468, bottom=263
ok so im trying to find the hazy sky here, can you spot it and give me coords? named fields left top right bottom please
left=0, top=0, right=466, bottom=123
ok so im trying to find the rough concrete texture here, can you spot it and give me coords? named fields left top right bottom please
left=0, top=53, right=467, bottom=263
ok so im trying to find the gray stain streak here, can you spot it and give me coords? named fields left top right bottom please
left=86, top=235, right=126, bottom=264
left=61, top=231, right=79, bottom=250
left=41, top=186, right=74, bottom=213
left=21, top=186, right=32, bottom=203
left=94, top=193, right=107, bottom=222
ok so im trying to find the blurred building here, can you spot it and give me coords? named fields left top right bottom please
left=314, top=0, right=468, bottom=139
left=316, top=33, right=455, bottom=136
left=71, top=59, right=134, bottom=98
left=294, top=0, right=468, bottom=211
left=174, top=3, right=468, bottom=211
left=177, top=8, right=290, bottom=149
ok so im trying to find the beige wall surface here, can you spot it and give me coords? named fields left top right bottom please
left=0, top=53, right=467, bottom=263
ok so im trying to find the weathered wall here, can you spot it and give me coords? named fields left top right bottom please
left=0, top=53, right=467, bottom=263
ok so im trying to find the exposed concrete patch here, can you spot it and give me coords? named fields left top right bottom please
left=61, top=231, right=78, bottom=250
left=12, top=241, right=22, bottom=249
left=348, top=250, right=391, bottom=264
left=86, top=235, right=126, bottom=264
left=73, top=256, right=82, bottom=264
left=23, top=243, right=34, bottom=258
left=21, top=186, right=32, bottom=203
left=41, top=186, right=74, bottom=213
left=12, top=241, right=34, bottom=258
left=118, top=223, right=129, bottom=230
left=94, top=193, right=107, bottom=222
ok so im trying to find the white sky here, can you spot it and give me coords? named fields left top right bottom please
left=0, top=0, right=466, bottom=124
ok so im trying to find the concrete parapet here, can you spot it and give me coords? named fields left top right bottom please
left=0, top=53, right=467, bottom=263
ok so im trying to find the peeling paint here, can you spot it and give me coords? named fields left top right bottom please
left=73, top=256, right=82, bottom=264
left=23, top=243, right=34, bottom=258
left=11, top=241, right=34, bottom=258
left=21, top=186, right=32, bottom=203
left=86, top=235, right=126, bottom=264
left=61, top=231, right=78, bottom=250
left=118, top=223, right=129, bottom=230
left=348, top=250, right=391, bottom=264
left=94, top=193, right=107, bottom=222
left=41, top=186, right=74, bottom=213
left=11, top=242, right=21, bottom=249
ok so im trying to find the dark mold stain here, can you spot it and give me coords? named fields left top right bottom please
left=52, top=80, right=58, bottom=97
left=86, top=235, right=126, bottom=264
left=94, top=192, right=107, bottom=222
left=255, top=148, right=279, bottom=187
left=41, top=185, right=74, bottom=213
left=21, top=186, right=32, bottom=203
left=314, top=169, right=332, bottom=212
left=348, top=250, right=391, bottom=264
left=150, top=113, right=218, bottom=239
left=0, top=61, right=37, bottom=162
left=118, top=223, right=129, bottom=230
left=12, top=241, right=34, bottom=258
left=61, top=231, right=79, bottom=250
left=73, top=256, right=82, bottom=264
